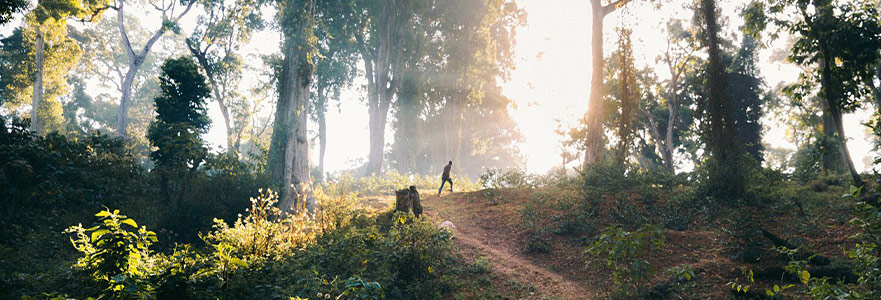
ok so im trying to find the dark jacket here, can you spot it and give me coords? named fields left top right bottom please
left=442, top=164, right=452, bottom=179
left=410, top=188, right=422, bottom=217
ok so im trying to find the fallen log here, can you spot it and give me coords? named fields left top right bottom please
left=760, top=228, right=830, bottom=266
left=754, top=261, right=857, bottom=284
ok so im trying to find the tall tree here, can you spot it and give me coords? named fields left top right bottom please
left=311, top=2, right=359, bottom=178
left=186, top=0, right=263, bottom=151
left=147, top=57, right=211, bottom=205
left=582, top=0, right=637, bottom=169
left=73, top=14, right=182, bottom=162
left=18, top=0, right=106, bottom=134
left=640, top=19, right=699, bottom=172
left=111, top=0, right=196, bottom=138
left=352, top=0, right=414, bottom=175
left=1, top=15, right=82, bottom=134
left=614, top=27, right=637, bottom=164
left=386, top=0, right=524, bottom=177
left=744, top=0, right=881, bottom=187
left=728, top=34, right=765, bottom=162
left=700, top=0, right=746, bottom=200
left=267, top=0, right=317, bottom=211
left=435, top=0, right=523, bottom=172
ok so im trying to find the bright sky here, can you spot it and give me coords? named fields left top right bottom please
left=3, top=0, right=877, bottom=174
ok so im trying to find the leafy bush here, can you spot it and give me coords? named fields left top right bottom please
left=65, top=209, right=158, bottom=299
left=329, top=171, right=478, bottom=196
left=205, top=189, right=320, bottom=261
left=28, top=186, right=469, bottom=300
left=0, top=117, right=147, bottom=234
left=774, top=186, right=881, bottom=299
left=479, top=168, right=533, bottom=189
left=525, top=235, right=551, bottom=254
left=587, top=224, right=666, bottom=297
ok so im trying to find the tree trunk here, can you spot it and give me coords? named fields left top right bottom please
left=117, top=63, right=139, bottom=138
left=268, top=0, right=314, bottom=212
left=831, top=110, right=862, bottom=186
left=583, top=0, right=606, bottom=169
left=452, top=89, right=467, bottom=166
left=702, top=0, right=745, bottom=199
left=663, top=85, right=678, bottom=172
left=317, top=87, right=327, bottom=178
left=30, top=24, right=44, bottom=135
left=366, top=96, right=390, bottom=175
left=188, top=43, right=236, bottom=151
left=817, top=45, right=863, bottom=186
left=819, top=97, right=842, bottom=174
left=642, top=107, right=670, bottom=171
left=394, top=75, right=420, bottom=174
left=581, top=0, right=635, bottom=169
left=362, top=0, right=411, bottom=176
left=268, top=47, right=312, bottom=211
left=615, top=29, right=635, bottom=165
left=114, top=0, right=194, bottom=138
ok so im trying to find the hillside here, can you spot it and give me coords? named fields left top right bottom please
left=364, top=185, right=862, bottom=299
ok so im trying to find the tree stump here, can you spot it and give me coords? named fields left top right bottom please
left=410, top=186, right=422, bottom=218
left=395, top=188, right=411, bottom=213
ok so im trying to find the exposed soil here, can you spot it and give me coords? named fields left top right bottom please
left=424, top=190, right=596, bottom=300
left=368, top=186, right=860, bottom=299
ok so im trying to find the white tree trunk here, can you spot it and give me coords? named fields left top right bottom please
left=114, top=0, right=195, bottom=138
left=30, top=24, right=44, bottom=134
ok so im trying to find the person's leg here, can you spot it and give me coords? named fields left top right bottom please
left=438, top=179, right=446, bottom=195
left=448, top=178, right=454, bottom=192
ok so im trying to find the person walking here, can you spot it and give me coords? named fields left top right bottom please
left=438, top=161, right=453, bottom=196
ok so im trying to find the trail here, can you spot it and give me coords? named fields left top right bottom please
left=421, top=192, right=596, bottom=300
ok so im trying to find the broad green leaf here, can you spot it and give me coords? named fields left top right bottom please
left=120, top=218, right=138, bottom=228
left=799, top=270, right=810, bottom=284
left=91, top=229, right=110, bottom=241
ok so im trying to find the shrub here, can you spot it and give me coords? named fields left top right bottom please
left=525, top=235, right=551, bottom=254
left=65, top=209, right=158, bottom=299
left=328, top=171, right=479, bottom=196
left=479, top=168, right=533, bottom=189
left=587, top=224, right=666, bottom=296
left=205, top=189, right=321, bottom=261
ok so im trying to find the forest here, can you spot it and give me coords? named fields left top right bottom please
left=2, top=0, right=881, bottom=299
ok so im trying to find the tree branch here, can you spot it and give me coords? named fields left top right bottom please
left=603, top=0, right=634, bottom=16
left=116, top=0, right=135, bottom=60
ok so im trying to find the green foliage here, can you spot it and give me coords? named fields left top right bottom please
left=0, top=117, right=272, bottom=298
left=147, top=56, right=212, bottom=205
left=380, top=0, right=527, bottom=177
left=205, top=189, right=321, bottom=260
left=762, top=185, right=881, bottom=299
left=520, top=190, right=552, bottom=235
left=665, top=264, right=695, bottom=282
left=479, top=168, right=533, bottom=189
left=586, top=224, right=666, bottom=295
left=0, top=15, right=82, bottom=131
left=26, top=187, right=478, bottom=300
left=726, top=267, right=755, bottom=295
left=0, top=0, right=27, bottom=24
left=65, top=209, right=158, bottom=299
left=663, top=264, right=697, bottom=299
left=479, top=168, right=533, bottom=204
left=328, top=171, right=478, bottom=196
left=0, top=116, right=144, bottom=231
left=147, top=56, right=211, bottom=170
left=728, top=34, right=766, bottom=163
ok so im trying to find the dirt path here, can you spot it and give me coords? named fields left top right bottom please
left=421, top=192, right=597, bottom=300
